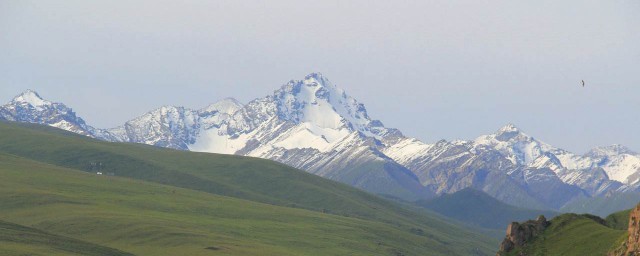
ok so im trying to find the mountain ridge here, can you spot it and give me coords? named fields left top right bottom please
left=3, top=73, right=639, bottom=211
left=417, top=188, right=558, bottom=231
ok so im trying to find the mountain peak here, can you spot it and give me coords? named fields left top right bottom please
left=304, top=72, right=328, bottom=83
left=297, top=72, right=337, bottom=92
left=491, top=123, right=527, bottom=141
left=497, top=123, right=520, bottom=133
left=11, top=89, right=51, bottom=108
left=475, top=123, right=532, bottom=147
left=271, top=73, right=376, bottom=133
left=200, top=98, right=243, bottom=115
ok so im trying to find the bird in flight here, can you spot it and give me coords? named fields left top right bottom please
left=581, top=80, right=585, bottom=87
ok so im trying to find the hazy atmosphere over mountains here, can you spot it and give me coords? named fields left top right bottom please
left=3, top=73, right=639, bottom=215
left=3, top=1, right=640, bottom=255
left=1, top=0, right=639, bottom=153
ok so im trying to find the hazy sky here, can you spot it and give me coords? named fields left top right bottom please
left=1, top=0, right=639, bottom=153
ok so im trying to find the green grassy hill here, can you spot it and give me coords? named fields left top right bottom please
left=0, top=220, right=132, bottom=256
left=0, top=121, right=496, bottom=255
left=503, top=211, right=630, bottom=256
left=605, top=209, right=632, bottom=230
left=417, top=188, right=558, bottom=230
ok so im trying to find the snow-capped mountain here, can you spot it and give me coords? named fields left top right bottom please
left=0, top=90, right=98, bottom=136
left=470, top=124, right=634, bottom=196
left=191, top=73, right=400, bottom=152
left=184, top=73, right=429, bottom=199
left=102, top=98, right=245, bottom=149
left=3, top=74, right=639, bottom=211
left=586, top=145, right=640, bottom=184
left=381, top=131, right=586, bottom=209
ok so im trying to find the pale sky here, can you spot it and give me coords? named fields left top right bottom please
left=1, top=0, right=639, bottom=153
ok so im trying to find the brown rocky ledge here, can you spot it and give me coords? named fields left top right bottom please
left=496, top=215, right=550, bottom=256
left=626, top=204, right=640, bottom=255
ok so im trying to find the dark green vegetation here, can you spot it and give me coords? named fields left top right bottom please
left=0, top=122, right=496, bottom=255
left=605, top=209, right=632, bottom=230
left=417, top=188, right=558, bottom=230
left=504, top=211, right=631, bottom=256
left=0, top=220, right=133, bottom=256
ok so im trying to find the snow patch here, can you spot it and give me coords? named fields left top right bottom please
left=12, top=90, right=51, bottom=109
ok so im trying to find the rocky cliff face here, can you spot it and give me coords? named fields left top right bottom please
left=497, top=215, right=550, bottom=256
left=627, top=204, right=640, bottom=255
left=608, top=204, right=640, bottom=256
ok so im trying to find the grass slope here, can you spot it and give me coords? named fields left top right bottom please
left=0, top=220, right=133, bottom=256
left=505, top=211, right=630, bottom=256
left=0, top=153, right=469, bottom=255
left=417, top=188, right=558, bottom=230
left=605, top=209, right=632, bottom=230
left=0, top=122, right=442, bottom=225
left=0, top=122, right=496, bottom=255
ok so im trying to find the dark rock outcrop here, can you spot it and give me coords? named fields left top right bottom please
left=496, top=215, right=550, bottom=256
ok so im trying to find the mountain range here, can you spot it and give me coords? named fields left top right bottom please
left=2, top=73, right=639, bottom=212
